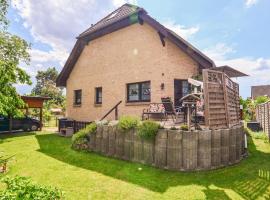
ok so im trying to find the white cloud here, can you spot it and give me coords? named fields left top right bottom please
left=113, top=0, right=137, bottom=7
left=11, top=0, right=137, bottom=71
left=245, top=0, right=259, bottom=8
left=12, top=0, right=115, bottom=51
left=203, top=43, right=270, bottom=98
left=162, top=20, right=199, bottom=40
left=11, top=0, right=137, bottom=94
left=29, top=49, right=68, bottom=66
left=203, top=43, right=236, bottom=61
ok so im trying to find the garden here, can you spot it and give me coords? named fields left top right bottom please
left=0, top=124, right=269, bottom=199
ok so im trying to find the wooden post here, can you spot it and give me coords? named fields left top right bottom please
left=187, top=106, right=191, bottom=130
left=202, top=70, right=209, bottom=127
left=222, top=74, right=229, bottom=128
left=40, top=107, right=43, bottom=131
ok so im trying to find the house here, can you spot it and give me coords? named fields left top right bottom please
left=251, top=85, right=270, bottom=99
left=56, top=4, right=246, bottom=122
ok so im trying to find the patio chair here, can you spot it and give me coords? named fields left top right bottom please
left=161, top=97, right=185, bottom=122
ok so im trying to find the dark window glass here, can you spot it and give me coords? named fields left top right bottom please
left=127, top=81, right=151, bottom=102
left=74, top=90, right=82, bottom=105
left=95, top=87, right=102, bottom=104
left=182, top=80, right=189, bottom=97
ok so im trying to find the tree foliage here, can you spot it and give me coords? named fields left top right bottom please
left=240, top=96, right=270, bottom=121
left=0, top=0, right=9, bottom=29
left=0, top=0, right=31, bottom=117
left=31, top=67, right=65, bottom=107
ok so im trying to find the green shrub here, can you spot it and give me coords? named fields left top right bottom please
left=117, top=116, right=139, bottom=131
left=0, top=176, right=64, bottom=200
left=170, top=126, right=178, bottom=130
left=71, top=123, right=97, bottom=150
left=180, top=124, right=189, bottom=131
left=138, top=120, right=159, bottom=140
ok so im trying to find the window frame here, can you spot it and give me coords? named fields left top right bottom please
left=95, top=87, right=102, bottom=104
left=126, top=81, right=151, bottom=103
left=73, top=89, right=82, bottom=106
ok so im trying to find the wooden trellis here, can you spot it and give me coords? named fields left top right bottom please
left=203, top=69, right=241, bottom=129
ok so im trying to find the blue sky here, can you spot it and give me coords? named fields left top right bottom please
left=7, top=0, right=270, bottom=98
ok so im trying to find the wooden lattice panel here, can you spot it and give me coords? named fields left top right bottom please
left=256, top=102, right=270, bottom=140
left=203, top=69, right=241, bottom=129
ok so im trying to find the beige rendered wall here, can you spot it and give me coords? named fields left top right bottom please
left=66, top=23, right=199, bottom=121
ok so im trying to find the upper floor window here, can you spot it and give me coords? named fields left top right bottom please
left=74, top=89, right=82, bottom=106
left=127, top=81, right=150, bottom=102
left=95, top=87, right=102, bottom=104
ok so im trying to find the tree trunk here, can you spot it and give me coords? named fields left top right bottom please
left=9, top=116, right=12, bottom=133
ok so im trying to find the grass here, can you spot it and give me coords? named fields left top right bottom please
left=0, top=131, right=269, bottom=200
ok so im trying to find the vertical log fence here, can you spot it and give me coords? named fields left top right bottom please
left=86, top=124, right=246, bottom=171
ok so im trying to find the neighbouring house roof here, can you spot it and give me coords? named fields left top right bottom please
left=212, top=65, right=248, bottom=78
left=56, top=4, right=217, bottom=87
left=251, top=85, right=270, bottom=99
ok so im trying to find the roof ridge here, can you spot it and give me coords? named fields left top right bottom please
left=78, top=4, right=142, bottom=38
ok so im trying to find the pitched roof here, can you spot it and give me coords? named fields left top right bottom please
left=251, top=85, right=270, bottom=99
left=56, top=4, right=215, bottom=87
left=79, top=4, right=143, bottom=38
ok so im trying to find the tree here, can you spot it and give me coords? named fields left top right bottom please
left=0, top=0, right=31, bottom=118
left=31, top=67, right=65, bottom=107
left=240, top=96, right=270, bottom=121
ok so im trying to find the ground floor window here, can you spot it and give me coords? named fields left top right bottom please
left=95, top=87, right=102, bottom=104
left=127, top=81, right=151, bottom=102
left=74, top=89, right=82, bottom=106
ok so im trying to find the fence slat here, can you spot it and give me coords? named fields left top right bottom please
left=143, top=139, right=155, bottom=165
left=115, top=128, right=125, bottom=158
left=123, top=129, right=134, bottom=160
left=229, top=127, right=237, bottom=163
left=198, top=130, right=211, bottom=169
left=101, top=125, right=109, bottom=155
left=221, top=129, right=230, bottom=165
left=182, top=131, right=198, bottom=170
left=95, top=125, right=103, bottom=153
left=154, top=129, right=167, bottom=168
left=167, top=130, right=183, bottom=170
left=108, top=125, right=116, bottom=157
left=211, top=130, right=221, bottom=167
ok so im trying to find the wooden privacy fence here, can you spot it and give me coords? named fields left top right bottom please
left=87, top=124, right=246, bottom=171
left=203, top=69, right=241, bottom=129
left=256, top=101, right=270, bottom=139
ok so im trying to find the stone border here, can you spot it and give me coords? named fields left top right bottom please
left=87, top=125, right=246, bottom=171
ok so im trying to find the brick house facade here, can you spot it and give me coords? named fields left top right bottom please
left=57, top=4, right=217, bottom=121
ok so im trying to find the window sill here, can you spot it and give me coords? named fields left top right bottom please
left=125, top=102, right=150, bottom=106
left=94, top=103, right=102, bottom=107
left=73, top=104, right=81, bottom=108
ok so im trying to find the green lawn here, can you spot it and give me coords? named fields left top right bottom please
left=0, top=131, right=269, bottom=200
